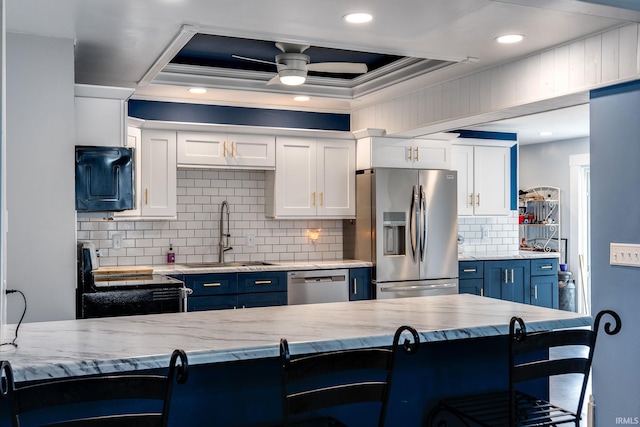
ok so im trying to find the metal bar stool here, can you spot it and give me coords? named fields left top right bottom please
left=280, top=325, right=420, bottom=427
left=1, top=348, right=189, bottom=427
left=426, top=310, right=621, bottom=427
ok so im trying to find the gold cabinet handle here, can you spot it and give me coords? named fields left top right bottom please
left=408, top=146, right=413, bottom=161
left=469, top=193, right=474, bottom=207
left=319, top=192, right=323, bottom=206
left=414, top=147, right=419, bottom=161
left=145, top=189, right=149, bottom=205
left=222, top=141, right=227, bottom=157
left=312, top=191, right=316, bottom=206
left=254, top=280, right=272, bottom=285
left=231, top=141, right=235, bottom=157
left=203, top=282, right=221, bottom=287
left=353, top=278, right=357, bottom=295
left=477, top=193, right=480, bottom=206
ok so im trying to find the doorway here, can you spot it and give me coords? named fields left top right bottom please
left=570, top=154, right=591, bottom=314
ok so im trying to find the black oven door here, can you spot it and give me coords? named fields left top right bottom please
left=80, top=287, right=184, bottom=319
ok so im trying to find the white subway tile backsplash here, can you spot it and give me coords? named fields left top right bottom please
left=77, top=168, right=344, bottom=266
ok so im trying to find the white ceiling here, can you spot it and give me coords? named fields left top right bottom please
left=5, top=0, right=632, bottom=140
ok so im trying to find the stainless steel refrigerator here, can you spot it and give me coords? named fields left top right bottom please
left=344, top=168, right=458, bottom=299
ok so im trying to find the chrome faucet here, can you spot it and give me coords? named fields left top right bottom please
left=219, top=200, right=232, bottom=263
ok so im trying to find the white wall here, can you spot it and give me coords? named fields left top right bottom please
left=6, top=33, right=76, bottom=323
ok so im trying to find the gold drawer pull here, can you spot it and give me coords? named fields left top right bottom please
left=254, top=280, right=272, bottom=285
left=203, top=282, right=221, bottom=287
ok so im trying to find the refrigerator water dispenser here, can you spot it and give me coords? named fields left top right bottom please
left=383, top=212, right=406, bottom=256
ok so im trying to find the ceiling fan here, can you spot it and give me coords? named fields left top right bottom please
left=232, top=42, right=368, bottom=86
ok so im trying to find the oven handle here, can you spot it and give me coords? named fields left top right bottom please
left=379, top=283, right=457, bottom=292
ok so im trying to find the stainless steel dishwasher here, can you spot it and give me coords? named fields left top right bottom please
left=287, top=269, right=349, bottom=305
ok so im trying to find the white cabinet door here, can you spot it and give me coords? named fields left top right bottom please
left=451, top=145, right=475, bottom=216
left=411, top=139, right=451, bottom=169
left=451, top=145, right=510, bottom=216
left=366, top=137, right=451, bottom=169
left=177, top=132, right=275, bottom=169
left=177, top=132, right=226, bottom=166
left=226, top=134, right=275, bottom=169
left=371, top=138, right=414, bottom=168
left=141, top=130, right=177, bottom=217
left=316, top=140, right=355, bottom=217
left=273, top=137, right=316, bottom=217
left=473, top=146, right=510, bottom=216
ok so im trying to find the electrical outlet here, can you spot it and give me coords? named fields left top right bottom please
left=246, top=233, right=255, bottom=248
left=610, top=243, right=640, bottom=267
left=112, top=233, right=122, bottom=250
left=481, top=226, right=490, bottom=242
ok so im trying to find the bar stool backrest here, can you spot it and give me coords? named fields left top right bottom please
left=0, top=349, right=189, bottom=427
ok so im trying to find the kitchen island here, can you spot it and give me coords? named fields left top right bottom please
left=0, top=294, right=590, bottom=425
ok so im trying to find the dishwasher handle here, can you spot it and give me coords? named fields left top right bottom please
left=293, top=275, right=346, bottom=284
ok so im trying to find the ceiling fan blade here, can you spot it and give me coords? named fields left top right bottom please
left=307, top=62, right=368, bottom=74
left=266, top=75, right=282, bottom=85
left=232, top=54, right=277, bottom=66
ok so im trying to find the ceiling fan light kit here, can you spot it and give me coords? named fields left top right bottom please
left=234, top=41, right=368, bottom=87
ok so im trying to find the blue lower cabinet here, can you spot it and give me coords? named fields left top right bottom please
left=238, top=292, right=287, bottom=308
left=459, top=279, right=484, bottom=296
left=460, top=258, right=558, bottom=309
left=349, top=268, right=372, bottom=301
left=184, top=271, right=288, bottom=311
left=484, top=260, right=530, bottom=304
left=188, top=295, right=237, bottom=311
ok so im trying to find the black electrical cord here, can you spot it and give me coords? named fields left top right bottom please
left=1, top=289, right=26, bottom=348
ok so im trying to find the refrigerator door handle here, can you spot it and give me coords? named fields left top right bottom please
left=410, top=185, right=418, bottom=260
left=419, top=184, right=427, bottom=261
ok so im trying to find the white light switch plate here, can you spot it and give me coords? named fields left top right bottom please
left=610, top=243, right=640, bottom=267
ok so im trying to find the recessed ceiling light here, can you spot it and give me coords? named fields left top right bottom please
left=495, top=34, right=524, bottom=44
left=294, top=96, right=310, bottom=102
left=539, top=131, right=553, bottom=136
left=343, top=12, right=373, bottom=24
left=188, top=87, right=207, bottom=94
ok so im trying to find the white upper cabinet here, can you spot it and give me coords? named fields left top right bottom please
left=266, top=137, right=355, bottom=218
left=356, top=136, right=451, bottom=170
left=140, top=130, right=177, bottom=218
left=451, top=144, right=510, bottom=216
left=113, top=127, right=143, bottom=218
left=74, top=84, right=133, bottom=147
left=177, top=131, right=275, bottom=169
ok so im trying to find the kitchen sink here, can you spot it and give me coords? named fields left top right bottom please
left=182, top=261, right=274, bottom=268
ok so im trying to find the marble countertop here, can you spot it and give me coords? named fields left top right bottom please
left=458, top=251, right=561, bottom=261
left=0, top=294, right=589, bottom=383
left=153, top=259, right=372, bottom=274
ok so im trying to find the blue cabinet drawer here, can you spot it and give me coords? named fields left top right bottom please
left=530, top=258, right=558, bottom=276
left=185, top=273, right=237, bottom=296
left=459, top=261, right=483, bottom=279
left=237, top=272, right=287, bottom=294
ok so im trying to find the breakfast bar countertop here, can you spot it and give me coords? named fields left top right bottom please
left=0, top=294, right=590, bottom=383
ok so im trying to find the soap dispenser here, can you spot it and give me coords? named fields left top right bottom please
left=167, top=244, right=175, bottom=264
